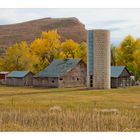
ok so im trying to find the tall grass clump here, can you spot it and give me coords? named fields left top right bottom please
left=0, top=107, right=140, bottom=131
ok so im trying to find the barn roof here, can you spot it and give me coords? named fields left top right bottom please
left=7, top=71, right=31, bottom=78
left=111, top=66, right=126, bottom=78
left=0, top=72, right=9, bottom=74
left=34, top=58, right=82, bottom=78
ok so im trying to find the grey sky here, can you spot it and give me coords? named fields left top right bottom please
left=0, top=8, right=140, bottom=45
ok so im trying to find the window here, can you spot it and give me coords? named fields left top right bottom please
left=90, top=75, right=93, bottom=87
left=77, top=78, right=79, bottom=81
left=52, top=80, right=55, bottom=83
left=59, top=78, right=63, bottom=80
left=90, top=83, right=93, bottom=87
left=90, top=75, right=93, bottom=80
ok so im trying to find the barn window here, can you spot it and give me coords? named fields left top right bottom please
left=77, top=78, right=79, bottom=81
left=52, top=80, right=55, bottom=83
left=59, top=78, right=63, bottom=80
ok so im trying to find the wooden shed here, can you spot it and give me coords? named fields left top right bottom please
left=6, top=71, right=33, bottom=86
left=33, top=58, right=87, bottom=88
left=111, top=66, right=134, bottom=88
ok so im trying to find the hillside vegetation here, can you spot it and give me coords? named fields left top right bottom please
left=0, top=17, right=86, bottom=49
left=0, top=86, right=140, bottom=131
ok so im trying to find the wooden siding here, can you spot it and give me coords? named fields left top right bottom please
left=111, top=77, right=132, bottom=88
left=33, top=77, right=59, bottom=88
left=58, top=61, right=87, bottom=88
left=120, top=68, right=131, bottom=77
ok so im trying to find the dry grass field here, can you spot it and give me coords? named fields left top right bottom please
left=0, top=85, right=140, bottom=131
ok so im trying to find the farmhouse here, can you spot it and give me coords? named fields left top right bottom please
left=0, top=72, right=9, bottom=84
left=111, top=66, right=134, bottom=88
left=33, top=58, right=87, bottom=88
left=6, top=71, right=33, bottom=86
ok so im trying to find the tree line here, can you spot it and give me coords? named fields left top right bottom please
left=0, top=30, right=87, bottom=73
left=111, top=35, right=140, bottom=80
left=0, top=30, right=140, bottom=80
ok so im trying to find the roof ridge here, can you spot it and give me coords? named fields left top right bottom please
left=34, top=58, right=82, bottom=78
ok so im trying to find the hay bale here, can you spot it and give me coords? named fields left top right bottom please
left=100, top=109, right=119, bottom=113
left=133, top=105, right=140, bottom=109
left=49, top=106, right=62, bottom=112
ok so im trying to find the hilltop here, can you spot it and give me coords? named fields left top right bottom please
left=0, top=17, right=87, bottom=49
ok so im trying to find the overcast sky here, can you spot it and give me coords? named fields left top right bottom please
left=0, top=8, right=140, bottom=45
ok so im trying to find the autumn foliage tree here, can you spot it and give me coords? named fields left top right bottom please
left=0, top=41, right=35, bottom=71
left=2, top=29, right=140, bottom=80
left=30, top=30, right=61, bottom=72
left=60, top=39, right=79, bottom=58
left=0, top=30, right=87, bottom=73
left=111, top=44, right=117, bottom=66
left=60, top=39, right=87, bottom=62
left=78, top=42, right=87, bottom=63
left=116, top=35, right=140, bottom=79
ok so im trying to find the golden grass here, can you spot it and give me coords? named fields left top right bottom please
left=0, top=85, right=140, bottom=131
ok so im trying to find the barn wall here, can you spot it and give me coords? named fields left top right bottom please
left=33, top=77, right=59, bottom=88
left=118, top=77, right=131, bottom=87
left=111, top=77, right=131, bottom=88
left=111, top=78, right=118, bottom=88
left=58, top=61, right=87, bottom=88
left=120, top=69, right=130, bottom=77
left=24, top=73, right=33, bottom=86
left=6, top=77, right=25, bottom=86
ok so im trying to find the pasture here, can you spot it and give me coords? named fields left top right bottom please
left=0, top=85, right=140, bottom=131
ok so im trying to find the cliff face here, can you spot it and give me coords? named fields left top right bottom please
left=0, top=17, right=87, bottom=48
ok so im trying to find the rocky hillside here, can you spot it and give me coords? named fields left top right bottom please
left=0, top=17, right=87, bottom=49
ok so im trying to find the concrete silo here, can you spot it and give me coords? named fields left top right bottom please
left=87, top=29, right=110, bottom=89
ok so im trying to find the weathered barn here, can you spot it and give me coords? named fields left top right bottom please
left=0, top=72, right=9, bottom=84
left=33, top=58, right=87, bottom=88
left=6, top=71, right=33, bottom=86
left=111, top=66, right=134, bottom=88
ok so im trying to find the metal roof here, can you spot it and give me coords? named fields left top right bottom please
left=7, top=71, right=31, bottom=78
left=34, top=58, right=81, bottom=78
left=111, top=66, right=126, bottom=78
